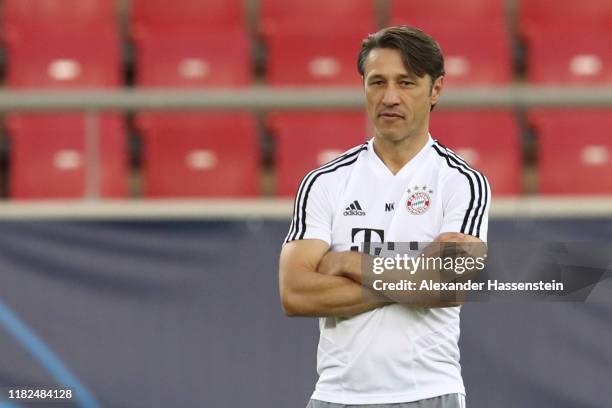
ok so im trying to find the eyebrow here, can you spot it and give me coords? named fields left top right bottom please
left=366, top=73, right=417, bottom=81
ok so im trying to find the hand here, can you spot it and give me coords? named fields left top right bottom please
left=434, top=232, right=471, bottom=243
left=317, top=251, right=362, bottom=282
left=434, top=232, right=487, bottom=259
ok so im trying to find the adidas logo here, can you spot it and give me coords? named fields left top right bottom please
left=343, top=200, right=366, bottom=216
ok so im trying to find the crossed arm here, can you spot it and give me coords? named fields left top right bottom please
left=278, top=233, right=485, bottom=317
left=279, top=239, right=391, bottom=317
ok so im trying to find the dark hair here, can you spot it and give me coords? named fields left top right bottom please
left=357, top=26, right=445, bottom=82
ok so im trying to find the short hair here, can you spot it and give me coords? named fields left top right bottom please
left=357, top=26, right=445, bottom=82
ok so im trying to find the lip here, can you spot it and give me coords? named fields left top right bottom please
left=378, top=112, right=404, bottom=119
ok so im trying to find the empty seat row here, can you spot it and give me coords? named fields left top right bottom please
left=2, top=1, right=611, bottom=200
left=5, top=110, right=612, bottom=199
left=9, top=0, right=609, bottom=34
left=3, top=0, right=612, bottom=87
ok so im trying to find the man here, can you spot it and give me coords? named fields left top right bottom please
left=279, top=26, right=490, bottom=408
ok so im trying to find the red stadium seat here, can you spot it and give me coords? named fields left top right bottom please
left=519, top=0, right=612, bottom=84
left=260, top=0, right=374, bottom=87
left=524, top=30, right=612, bottom=85
left=131, top=0, right=244, bottom=34
left=6, top=114, right=127, bottom=199
left=134, top=29, right=251, bottom=88
left=3, top=0, right=116, bottom=31
left=5, top=29, right=121, bottom=88
left=268, top=112, right=368, bottom=196
left=529, top=110, right=612, bottom=195
left=389, top=0, right=512, bottom=86
left=265, top=30, right=366, bottom=86
left=430, top=111, right=521, bottom=196
left=3, top=0, right=121, bottom=89
left=260, top=0, right=375, bottom=34
left=390, top=0, right=505, bottom=26
left=131, top=0, right=251, bottom=88
left=138, top=113, right=259, bottom=197
left=425, top=28, right=512, bottom=86
left=520, top=0, right=612, bottom=34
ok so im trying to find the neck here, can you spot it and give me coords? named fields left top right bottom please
left=372, top=130, right=429, bottom=175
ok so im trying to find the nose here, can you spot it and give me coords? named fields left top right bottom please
left=382, top=84, right=400, bottom=106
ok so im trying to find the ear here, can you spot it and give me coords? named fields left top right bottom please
left=430, top=75, right=444, bottom=105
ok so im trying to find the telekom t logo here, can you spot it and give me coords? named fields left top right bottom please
left=350, top=228, right=384, bottom=252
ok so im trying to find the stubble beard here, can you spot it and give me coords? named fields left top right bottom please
left=375, top=120, right=415, bottom=146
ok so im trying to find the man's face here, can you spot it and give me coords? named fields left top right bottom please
left=363, top=48, right=443, bottom=143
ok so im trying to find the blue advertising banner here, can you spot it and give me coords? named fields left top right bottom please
left=0, top=219, right=611, bottom=408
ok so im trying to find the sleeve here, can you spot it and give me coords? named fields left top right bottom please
left=284, top=172, right=334, bottom=245
left=439, top=170, right=491, bottom=242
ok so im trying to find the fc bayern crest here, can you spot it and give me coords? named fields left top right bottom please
left=406, top=191, right=431, bottom=215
